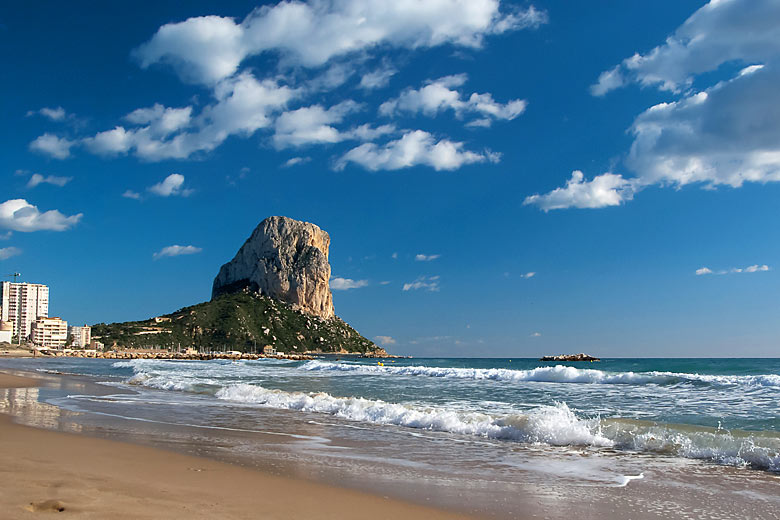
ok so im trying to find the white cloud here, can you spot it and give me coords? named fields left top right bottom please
left=282, top=157, right=311, bottom=168
left=27, top=106, right=67, bottom=121
left=696, top=264, right=770, bottom=276
left=337, top=130, right=498, bottom=171
left=553, top=0, right=780, bottom=211
left=0, top=199, right=82, bottom=232
left=359, top=64, right=397, bottom=90
left=379, top=74, right=526, bottom=125
left=530, top=332, right=541, bottom=337
left=403, top=275, right=440, bottom=292
left=273, top=101, right=361, bottom=149
left=330, top=277, right=369, bottom=290
left=373, top=335, right=396, bottom=345
left=83, top=73, right=297, bottom=161
left=0, top=231, right=11, bottom=240
left=29, top=133, right=75, bottom=159
left=625, top=66, right=780, bottom=189
left=521, top=272, right=536, bottom=278
left=153, top=245, right=202, bottom=259
left=589, top=66, right=624, bottom=97
left=591, top=0, right=780, bottom=95
left=134, top=1, right=546, bottom=85
left=148, top=174, right=193, bottom=197
left=415, top=254, right=440, bottom=262
left=0, top=247, right=22, bottom=260
left=122, top=190, right=142, bottom=200
left=27, top=173, right=72, bottom=188
left=524, top=170, right=634, bottom=211
left=391, top=252, right=398, bottom=259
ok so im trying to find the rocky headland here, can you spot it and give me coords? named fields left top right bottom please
left=93, top=216, right=387, bottom=357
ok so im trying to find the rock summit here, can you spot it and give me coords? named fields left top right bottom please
left=212, top=216, right=335, bottom=319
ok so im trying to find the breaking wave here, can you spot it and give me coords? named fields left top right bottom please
left=215, top=383, right=612, bottom=446
left=300, top=361, right=780, bottom=388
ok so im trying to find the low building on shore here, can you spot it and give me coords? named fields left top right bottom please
left=0, top=320, right=13, bottom=344
left=68, top=324, right=92, bottom=348
left=31, top=317, right=68, bottom=349
left=263, top=345, right=277, bottom=356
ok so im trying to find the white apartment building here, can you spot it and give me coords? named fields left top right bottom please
left=1, top=282, right=49, bottom=341
left=68, top=325, right=91, bottom=348
left=32, top=317, right=68, bottom=349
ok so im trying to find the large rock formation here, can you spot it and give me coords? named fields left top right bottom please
left=212, top=216, right=335, bottom=319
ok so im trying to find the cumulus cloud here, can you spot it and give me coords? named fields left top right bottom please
left=373, top=335, right=396, bottom=345
left=134, top=1, right=546, bottom=85
left=82, top=73, right=297, bottom=161
left=27, top=173, right=72, bottom=188
left=530, top=331, right=541, bottom=337
left=273, top=101, right=361, bottom=149
left=591, top=0, right=780, bottom=95
left=153, top=245, right=202, bottom=259
left=27, top=106, right=67, bottom=121
left=403, top=275, right=440, bottom=292
left=538, top=0, right=780, bottom=211
left=626, top=65, right=780, bottom=189
left=379, top=74, right=526, bottom=126
left=0, top=199, right=82, bottom=232
left=337, top=130, right=498, bottom=171
left=29, top=133, right=75, bottom=159
left=524, top=170, right=634, bottom=211
left=415, top=254, right=440, bottom=262
left=521, top=272, right=536, bottom=278
left=147, top=174, right=193, bottom=197
left=0, top=247, right=22, bottom=260
left=122, top=190, right=142, bottom=200
left=330, top=277, right=369, bottom=290
left=696, top=264, right=770, bottom=275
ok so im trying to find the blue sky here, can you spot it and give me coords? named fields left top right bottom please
left=2, top=0, right=780, bottom=357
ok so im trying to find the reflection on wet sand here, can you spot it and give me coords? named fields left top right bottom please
left=0, top=386, right=83, bottom=434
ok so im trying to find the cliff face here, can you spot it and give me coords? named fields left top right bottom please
left=212, top=216, right=335, bottom=319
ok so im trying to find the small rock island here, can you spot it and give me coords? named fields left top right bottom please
left=540, top=353, right=601, bottom=362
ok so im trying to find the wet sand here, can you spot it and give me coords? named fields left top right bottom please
left=2, top=368, right=779, bottom=520
left=0, top=372, right=473, bottom=520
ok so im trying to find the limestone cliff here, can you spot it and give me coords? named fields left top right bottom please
left=212, top=216, right=335, bottom=319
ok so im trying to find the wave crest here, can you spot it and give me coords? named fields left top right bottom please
left=300, top=361, right=780, bottom=388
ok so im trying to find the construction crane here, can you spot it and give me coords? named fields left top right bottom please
left=5, top=272, right=21, bottom=283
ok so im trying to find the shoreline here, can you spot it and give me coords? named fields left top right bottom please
left=2, top=361, right=779, bottom=520
left=0, top=371, right=474, bottom=520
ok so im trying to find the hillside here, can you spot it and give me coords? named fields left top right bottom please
left=92, top=290, right=380, bottom=354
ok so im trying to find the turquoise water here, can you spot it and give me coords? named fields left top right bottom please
left=2, top=356, right=779, bottom=472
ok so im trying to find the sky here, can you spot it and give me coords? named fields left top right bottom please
left=2, top=0, right=780, bottom=357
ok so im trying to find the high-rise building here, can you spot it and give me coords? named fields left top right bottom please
left=68, top=324, right=92, bottom=348
left=32, top=317, right=68, bottom=348
left=1, top=282, right=49, bottom=341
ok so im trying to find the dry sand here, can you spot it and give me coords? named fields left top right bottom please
left=0, top=373, right=475, bottom=520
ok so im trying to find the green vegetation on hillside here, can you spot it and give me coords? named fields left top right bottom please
left=92, top=290, right=378, bottom=354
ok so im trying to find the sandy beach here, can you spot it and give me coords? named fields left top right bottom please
left=0, top=372, right=472, bottom=520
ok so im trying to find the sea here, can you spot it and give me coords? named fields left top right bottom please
left=2, top=356, right=779, bottom=517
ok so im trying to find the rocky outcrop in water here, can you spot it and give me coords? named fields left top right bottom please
left=212, top=216, right=335, bottom=319
left=540, top=353, right=600, bottom=362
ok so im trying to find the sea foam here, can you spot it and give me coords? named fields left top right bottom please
left=215, top=383, right=613, bottom=447
left=300, top=361, right=780, bottom=388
